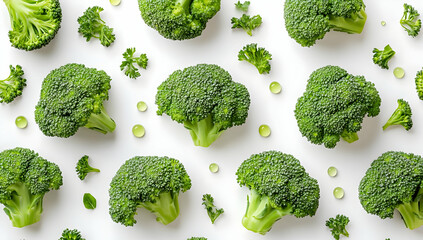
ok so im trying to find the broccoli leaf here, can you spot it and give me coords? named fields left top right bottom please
left=231, top=14, right=262, bottom=36
left=235, top=1, right=250, bottom=12
left=83, top=193, right=97, bottom=210
left=238, top=43, right=272, bottom=74
left=77, top=6, right=115, bottom=46
left=202, top=194, right=224, bottom=224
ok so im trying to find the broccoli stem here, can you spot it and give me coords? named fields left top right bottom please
left=84, top=105, right=116, bottom=134
left=382, top=114, right=410, bottom=130
left=328, top=7, right=367, bottom=34
left=140, top=191, right=180, bottom=225
left=242, top=189, right=292, bottom=235
left=397, top=201, right=423, bottom=230
left=2, top=182, right=44, bottom=228
left=184, top=115, right=223, bottom=147
left=340, top=130, right=359, bottom=143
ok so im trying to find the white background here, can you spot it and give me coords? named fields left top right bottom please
left=1, top=0, right=423, bottom=239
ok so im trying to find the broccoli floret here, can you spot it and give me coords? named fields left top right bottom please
left=59, top=229, right=85, bottom=240
left=3, top=0, right=61, bottom=51
left=400, top=3, right=421, bottom=37
left=120, top=48, right=148, bottom=79
left=0, top=147, right=63, bottom=228
left=359, top=151, right=423, bottom=230
left=202, top=194, right=224, bottom=224
left=109, top=156, right=191, bottom=226
left=238, top=43, right=272, bottom=74
left=372, top=45, right=396, bottom=70
left=34, top=63, right=116, bottom=138
left=284, top=0, right=367, bottom=47
left=415, top=68, right=423, bottom=100
left=231, top=14, right=262, bottom=36
left=383, top=99, right=412, bottom=131
left=76, top=155, right=100, bottom=180
left=77, top=6, right=115, bottom=47
left=155, top=64, right=250, bottom=147
left=138, top=0, right=221, bottom=40
left=295, top=65, right=381, bottom=148
left=187, top=238, right=207, bottom=240
left=326, top=214, right=350, bottom=240
left=0, top=65, right=26, bottom=103
left=235, top=1, right=250, bottom=12
left=236, top=151, right=320, bottom=235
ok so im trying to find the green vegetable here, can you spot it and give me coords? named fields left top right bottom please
left=77, top=6, right=115, bottom=47
left=138, top=0, right=221, bottom=40
left=2, top=0, right=62, bottom=51
left=415, top=68, right=423, bottom=100
left=326, top=214, right=350, bottom=240
left=284, top=0, right=367, bottom=47
left=400, top=3, right=421, bottom=37
left=76, top=155, right=100, bottom=180
left=155, top=64, right=250, bottom=147
left=0, top=147, right=63, bottom=228
left=295, top=65, right=381, bottom=148
left=238, top=43, right=272, bottom=74
left=382, top=99, right=412, bottom=131
left=202, top=194, right=224, bottom=224
left=120, top=48, right=148, bottom=79
left=59, top=229, right=85, bottom=240
left=35, top=63, right=116, bottom=138
left=231, top=14, right=262, bottom=36
left=0, top=65, right=26, bottom=103
left=359, top=151, right=423, bottom=230
left=236, top=151, right=320, bottom=235
left=187, top=238, right=207, bottom=240
left=83, top=193, right=97, bottom=210
left=372, top=45, right=396, bottom=70
left=109, top=156, right=191, bottom=226
left=235, top=1, right=250, bottom=12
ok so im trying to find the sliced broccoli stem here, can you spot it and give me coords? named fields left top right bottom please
left=328, top=7, right=367, bottom=34
left=340, top=130, right=359, bottom=143
left=242, top=189, right=292, bottom=235
left=2, top=182, right=44, bottom=228
left=184, top=115, right=223, bottom=147
left=140, top=191, right=180, bottom=225
left=84, top=105, right=116, bottom=134
left=383, top=116, right=410, bottom=130
left=397, top=201, right=423, bottom=230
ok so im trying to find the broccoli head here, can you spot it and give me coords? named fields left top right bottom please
left=326, top=214, right=350, bottom=240
left=3, top=0, right=62, bottom=51
left=238, top=43, right=272, bottom=74
left=0, top=147, right=63, bottom=228
left=59, top=229, right=85, bottom=240
left=295, top=65, right=381, bottom=148
left=156, top=64, right=250, bottom=147
left=0, top=65, right=26, bottom=103
left=415, top=68, right=423, bottom=100
left=383, top=99, right=412, bottom=131
left=284, top=0, right=367, bottom=47
left=138, top=0, right=221, bottom=40
left=76, top=155, right=100, bottom=180
left=372, top=45, right=396, bottom=70
left=359, top=151, right=423, bottom=230
left=109, top=156, right=191, bottom=226
left=34, top=63, right=116, bottom=138
left=236, top=151, right=320, bottom=235
left=400, top=3, right=421, bottom=37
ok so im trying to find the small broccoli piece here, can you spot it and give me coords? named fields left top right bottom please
left=231, top=14, right=262, bottom=36
left=236, top=151, right=320, bottom=235
left=0, top=65, right=26, bottom=103
left=0, top=147, right=63, bottom=228
left=202, top=194, right=224, bottom=224
left=109, top=156, right=191, bottom=226
left=326, top=214, right=350, bottom=240
left=284, top=0, right=367, bottom=47
left=235, top=1, right=250, bottom=12
left=372, top=45, right=396, bottom=70
left=187, top=238, right=207, bottom=240
left=400, top=3, right=421, bottom=37
left=59, top=229, right=85, bottom=240
left=138, top=0, right=221, bottom=40
left=76, top=155, right=100, bottom=180
left=35, top=63, right=116, bottom=138
left=359, top=151, right=423, bottom=230
left=383, top=99, right=412, bottom=131
left=238, top=43, right=272, bottom=74
left=295, top=65, right=381, bottom=148
left=77, top=6, right=115, bottom=47
left=415, top=68, right=423, bottom=100
left=120, top=48, right=148, bottom=79
left=155, top=64, right=250, bottom=147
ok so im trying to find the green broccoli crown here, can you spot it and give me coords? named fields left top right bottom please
left=77, top=6, right=115, bottom=47
left=109, top=156, right=191, bottom=226
left=59, top=229, right=85, bottom=240
left=284, top=0, right=367, bottom=47
left=155, top=64, right=250, bottom=147
left=238, top=43, right=272, bottom=74
left=0, top=147, right=62, bottom=228
left=3, top=0, right=62, bottom=51
left=138, top=0, right=221, bottom=40
left=76, top=155, right=100, bottom=180
left=0, top=65, right=27, bottom=103
left=295, top=65, right=381, bottom=148
left=187, top=238, right=207, bottom=240
left=231, top=14, right=262, bottom=36
left=372, top=45, right=396, bottom=70
left=415, top=68, right=423, bottom=100
left=35, top=63, right=116, bottom=138
left=359, top=151, right=423, bottom=230
left=383, top=99, right=413, bottom=131
left=400, top=3, right=421, bottom=37
left=325, top=214, right=350, bottom=240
